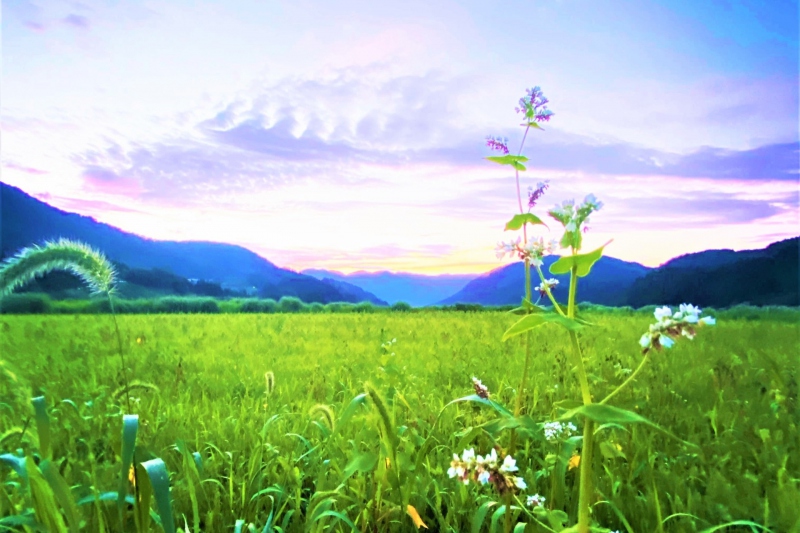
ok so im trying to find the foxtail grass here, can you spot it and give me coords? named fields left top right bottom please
left=0, top=238, right=117, bottom=297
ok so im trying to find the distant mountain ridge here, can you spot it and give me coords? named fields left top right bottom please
left=439, top=255, right=651, bottom=307
left=0, top=182, right=385, bottom=305
left=438, top=238, right=799, bottom=308
left=302, top=269, right=474, bottom=307
left=625, top=237, right=799, bottom=307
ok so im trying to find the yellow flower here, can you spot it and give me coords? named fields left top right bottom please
left=406, top=505, right=428, bottom=529
left=568, top=453, right=581, bottom=470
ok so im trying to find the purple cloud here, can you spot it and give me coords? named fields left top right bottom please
left=63, top=14, right=90, bottom=29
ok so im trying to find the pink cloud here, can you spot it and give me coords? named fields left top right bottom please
left=3, top=161, right=49, bottom=175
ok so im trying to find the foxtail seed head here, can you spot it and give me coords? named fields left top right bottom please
left=264, top=371, right=275, bottom=396
left=0, top=238, right=117, bottom=297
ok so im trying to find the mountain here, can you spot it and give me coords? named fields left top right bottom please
left=0, top=182, right=385, bottom=305
left=302, top=269, right=475, bottom=307
left=438, top=255, right=650, bottom=306
left=624, top=237, right=799, bottom=307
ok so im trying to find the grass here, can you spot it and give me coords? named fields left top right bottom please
left=1, top=308, right=798, bottom=532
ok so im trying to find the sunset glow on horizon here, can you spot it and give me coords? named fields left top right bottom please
left=3, top=0, right=798, bottom=276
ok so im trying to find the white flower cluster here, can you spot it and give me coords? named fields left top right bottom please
left=543, top=421, right=578, bottom=442
left=526, top=493, right=546, bottom=508
left=448, top=448, right=527, bottom=494
left=495, top=236, right=559, bottom=266
left=534, top=278, right=559, bottom=296
left=548, top=194, right=603, bottom=248
left=639, top=304, right=716, bottom=354
left=472, top=376, right=490, bottom=399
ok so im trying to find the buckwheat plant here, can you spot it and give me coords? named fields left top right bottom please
left=448, top=86, right=717, bottom=533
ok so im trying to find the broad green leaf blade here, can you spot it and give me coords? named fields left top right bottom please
left=485, top=155, right=529, bottom=166
left=118, top=414, right=138, bottom=519
left=26, top=455, right=67, bottom=533
left=514, top=523, right=528, bottom=533
left=40, top=460, right=80, bottom=533
left=342, top=451, right=378, bottom=481
left=490, top=505, right=507, bottom=533
left=503, top=313, right=585, bottom=341
left=313, top=510, right=359, bottom=532
left=141, top=458, right=175, bottom=533
left=260, top=507, right=274, bottom=533
left=441, top=394, right=512, bottom=418
left=31, top=396, right=51, bottom=460
left=549, top=240, right=612, bottom=277
left=520, top=122, right=543, bottom=129
left=234, top=520, right=245, bottom=533
left=471, top=501, right=496, bottom=533
left=557, top=404, right=695, bottom=447
left=502, top=314, right=545, bottom=341
left=331, top=393, right=367, bottom=438
left=0, top=453, right=28, bottom=484
left=505, top=213, right=548, bottom=231
left=134, top=463, right=154, bottom=533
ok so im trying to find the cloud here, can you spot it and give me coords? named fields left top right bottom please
left=63, top=14, right=90, bottom=29
left=2, top=161, right=49, bottom=174
left=72, top=68, right=799, bottom=212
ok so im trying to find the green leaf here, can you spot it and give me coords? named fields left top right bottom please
left=521, top=122, right=543, bottom=130
left=141, top=458, right=175, bottom=533
left=490, top=505, right=507, bottom=533
left=557, top=404, right=695, bottom=447
left=331, top=393, right=367, bottom=439
left=31, top=396, right=50, bottom=460
left=485, top=155, right=529, bottom=165
left=441, top=394, right=512, bottom=418
left=313, top=510, right=359, bottom=532
left=502, top=313, right=585, bottom=341
left=549, top=240, right=612, bottom=277
left=0, top=453, right=28, bottom=484
left=40, top=460, right=80, bottom=533
left=342, top=451, right=378, bottom=481
left=26, top=455, right=67, bottom=533
left=471, top=501, right=496, bottom=533
left=118, top=414, right=138, bottom=520
left=505, top=213, right=548, bottom=231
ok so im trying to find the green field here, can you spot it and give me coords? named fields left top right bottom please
left=1, top=309, right=799, bottom=532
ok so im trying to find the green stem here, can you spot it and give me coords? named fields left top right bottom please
left=566, top=262, right=594, bottom=533
left=509, top=258, right=533, bottom=455
left=533, top=263, right=566, bottom=317
left=599, top=353, right=651, bottom=405
left=577, top=420, right=595, bottom=533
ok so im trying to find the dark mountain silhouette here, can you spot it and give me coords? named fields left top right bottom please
left=438, top=255, right=650, bottom=306
left=302, top=269, right=474, bottom=307
left=0, top=182, right=384, bottom=305
left=625, top=237, right=799, bottom=307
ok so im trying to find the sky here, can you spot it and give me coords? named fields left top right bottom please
left=2, top=0, right=799, bottom=275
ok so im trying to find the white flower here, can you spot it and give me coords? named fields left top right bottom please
left=547, top=239, right=559, bottom=253
left=447, top=465, right=464, bottom=478
left=680, top=303, right=701, bottom=316
left=514, top=476, right=527, bottom=490
left=500, top=454, right=518, bottom=473
left=654, top=306, right=673, bottom=322
left=526, top=494, right=546, bottom=508
left=639, top=334, right=651, bottom=349
left=660, top=335, right=675, bottom=349
left=699, top=316, right=716, bottom=326
left=477, top=470, right=491, bottom=485
left=461, top=448, right=476, bottom=463
left=565, top=221, right=577, bottom=232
